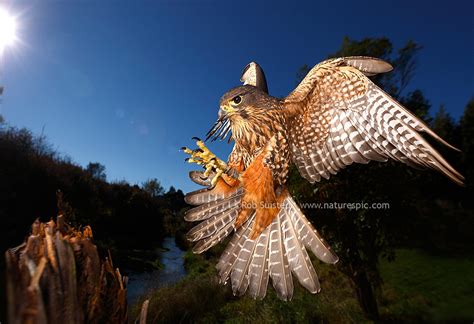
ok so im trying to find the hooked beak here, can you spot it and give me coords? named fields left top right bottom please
left=205, top=105, right=232, bottom=142
left=218, top=107, right=225, bottom=119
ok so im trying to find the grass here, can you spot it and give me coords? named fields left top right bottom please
left=380, top=249, right=474, bottom=322
left=129, top=249, right=474, bottom=323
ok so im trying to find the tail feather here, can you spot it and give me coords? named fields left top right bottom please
left=185, top=173, right=338, bottom=300
left=268, top=209, right=294, bottom=301
left=247, top=226, right=271, bottom=299
left=231, top=227, right=260, bottom=295
left=186, top=208, right=238, bottom=242
left=285, top=198, right=339, bottom=264
left=216, top=215, right=254, bottom=284
left=184, top=188, right=225, bottom=206
left=184, top=186, right=243, bottom=206
left=281, top=207, right=320, bottom=293
left=192, top=219, right=235, bottom=254
left=185, top=193, right=243, bottom=222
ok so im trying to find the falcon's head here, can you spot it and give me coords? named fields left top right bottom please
left=206, top=85, right=279, bottom=142
left=206, top=61, right=277, bottom=142
left=219, top=85, right=269, bottom=119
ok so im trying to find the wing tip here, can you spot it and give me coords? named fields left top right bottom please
left=184, top=188, right=207, bottom=205
left=189, top=170, right=211, bottom=186
left=343, top=56, right=393, bottom=74
left=329, top=254, right=340, bottom=265
left=240, top=61, right=257, bottom=83
left=307, top=286, right=322, bottom=295
left=318, top=251, right=339, bottom=265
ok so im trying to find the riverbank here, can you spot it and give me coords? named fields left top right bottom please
left=129, top=248, right=474, bottom=322
left=126, top=237, right=187, bottom=305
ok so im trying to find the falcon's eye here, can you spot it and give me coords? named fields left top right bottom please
left=232, top=96, right=242, bottom=105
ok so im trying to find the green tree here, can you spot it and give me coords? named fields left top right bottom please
left=460, top=97, right=474, bottom=188
left=86, top=162, right=107, bottom=181
left=393, top=40, right=423, bottom=96
left=333, top=36, right=393, bottom=60
left=142, top=178, right=165, bottom=197
left=401, top=89, right=432, bottom=123
left=291, top=37, right=426, bottom=320
left=432, top=105, right=456, bottom=143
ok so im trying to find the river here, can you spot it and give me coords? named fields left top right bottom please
left=126, top=237, right=187, bottom=304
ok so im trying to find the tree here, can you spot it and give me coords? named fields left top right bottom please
left=86, top=162, right=107, bottom=181
left=432, top=105, right=456, bottom=143
left=142, top=178, right=165, bottom=197
left=332, top=36, right=393, bottom=60
left=291, top=37, right=426, bottom=320
left=393, top=40, right=423, bottom=96
left=460, top=97, right=474, bottom=188
left=401, top=90, right=432, bottom=123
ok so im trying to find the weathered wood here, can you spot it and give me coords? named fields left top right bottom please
left=139, top=299, right=150, bottom=324
left=5, top=215, right=129, bottom=324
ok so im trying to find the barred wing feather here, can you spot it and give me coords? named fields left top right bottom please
left=284, top=57, right=463, bottom=185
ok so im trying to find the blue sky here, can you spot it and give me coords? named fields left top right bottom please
left=1, top=0, right=473, bottom=192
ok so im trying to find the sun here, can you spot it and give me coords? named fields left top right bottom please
left=0, top=7, right=17, bottom=52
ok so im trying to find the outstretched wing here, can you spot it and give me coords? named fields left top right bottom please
left=240, top=61, right=269, bottom=94
left=284, top=56, right=464, bottom=185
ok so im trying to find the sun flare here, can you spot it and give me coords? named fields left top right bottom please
left=0, top=7, right=17, bottom=52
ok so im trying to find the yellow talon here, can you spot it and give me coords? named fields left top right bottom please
left=203, top=160, right=216, bottom=178
left=195, top=139, right=209, bottom=152
left=186, top=158, right=202, bottom=165
left=182, top=147, right=194, bottom=154
left=182, top=138, right=228, bottom=188
left=210, top=168, right=224, bottom=188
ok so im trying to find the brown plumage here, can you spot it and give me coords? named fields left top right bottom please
left=184, top=57, right=463, bottom=300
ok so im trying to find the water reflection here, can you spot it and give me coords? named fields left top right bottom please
left=126, top=237, right=187, bottom=304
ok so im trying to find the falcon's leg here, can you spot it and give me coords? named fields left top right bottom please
left=234, top=153, right=282, bottom=239
left=182, top=137, right=234, bottom=188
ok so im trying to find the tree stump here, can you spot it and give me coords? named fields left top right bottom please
left=5, top=215, right=128, bottom=324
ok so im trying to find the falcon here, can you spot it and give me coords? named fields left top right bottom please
left=182, top=57, right=463, bottom=300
